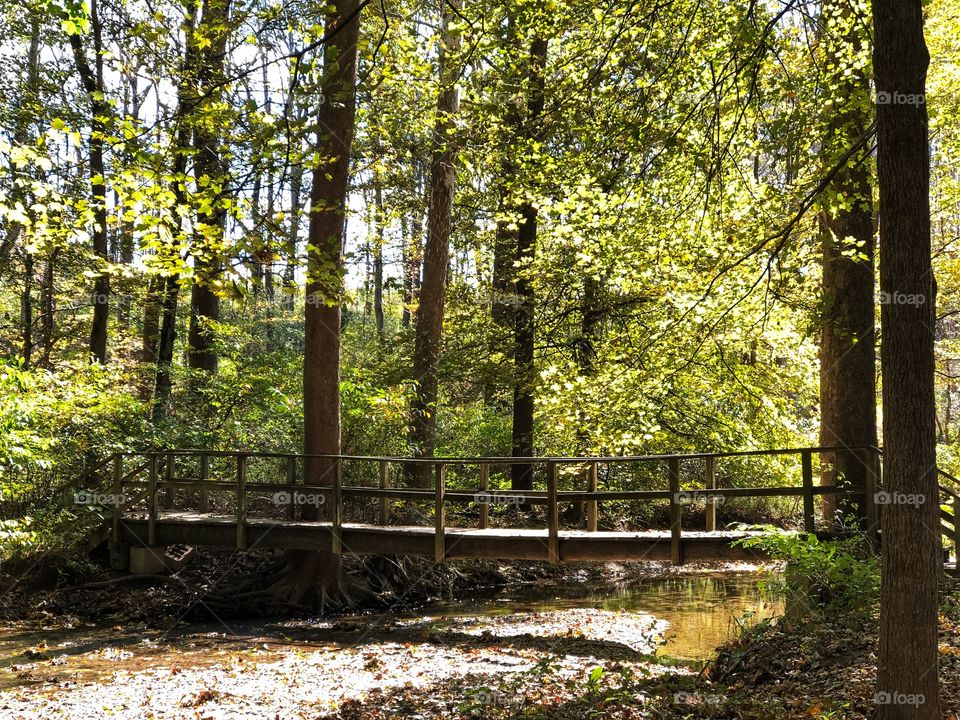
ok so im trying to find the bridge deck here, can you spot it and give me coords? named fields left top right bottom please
left=118, top=512, right=769, bottom=563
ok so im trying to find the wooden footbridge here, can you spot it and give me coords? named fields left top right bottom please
left=75, top=446, right=960, bottom=567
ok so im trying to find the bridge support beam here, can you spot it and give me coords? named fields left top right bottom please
left=668, top=458, right=683, bottom=565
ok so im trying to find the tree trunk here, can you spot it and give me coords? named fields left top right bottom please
left=302, top=4, right=357, bottom=454
left=39, top=251, right=55, bottom=366
left=407, top=0, right=462, bottom=487
left=511, top=37, right=547, bottom=492
left=373, top=178, right=385, bottom=343
left=142, top=275, right=162, bottom=364
left=285, top=163, right=304, bottom=309
left=873, top=0, right=942, bottom=714
left=817, top=0, right=877, bottom=527
left=152, top=275, right=180, bottom=422
left=68, top=0, right=110, bottom=364
left=20, top=252, right=33, bottom=367
left=402, top=154, right=425, bottom=329
left=152, top=3, right=198, bottom=419
left=292, top=0, right=362, bottom=610
left=187, top=0, right=231, bottom=379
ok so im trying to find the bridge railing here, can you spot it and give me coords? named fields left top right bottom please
left=95, top=445, right=896, bottom=564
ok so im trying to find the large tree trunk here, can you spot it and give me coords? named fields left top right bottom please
left=152, top=4, right=198, bottom=420
left=304, top=0, right=360, bottom=470
left=872, top=0, right=942, bottom=715
left=290, top=0, right=362, bottom=609
left=407, top=0, right=462, bottom=488
left=68, top=0, right=110, bottom=363
left=187, top=0, right=232, bottom=379
left=510, top=37, right=547, bottom=492
left=817, top=0, right=877, bottom=527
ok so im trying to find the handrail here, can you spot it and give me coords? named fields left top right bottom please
left=107, top=445, right=879, bottom=464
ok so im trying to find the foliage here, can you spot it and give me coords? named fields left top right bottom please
left=734, top=528, right=880, bottom=615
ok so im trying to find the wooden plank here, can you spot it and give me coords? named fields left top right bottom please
left=164, top=451, right=175, bottom=510
left=111, top=454, right=122, bottom=545
left=479, top=463, right=489, bottom=530
left=199, top=454, right=210, bottom=513
left=668, top=457, right=682, bottom=565
left=147, top=454, right=158, bottom=546
left=587, top=461, right=598, bottom=532
left=287, top=456, right=297, bottom=520
left=379, top=460, right=390, bottom=526
left=435, top=463, right=446, bottom=563
left=332, top=459, right=343, bottom=554
left=704, top=456, right=716, bottom=532
left=802, top=450, right=815, bottom=533
left=547, top=461, right=560, bottom=564
left=236, top=454, right=247, bottom=550
left=343, top=486, right=433, bottom=500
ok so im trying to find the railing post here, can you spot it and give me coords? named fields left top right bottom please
left=286, top=456, right=297, bottom=520
left=147, top=453, right=158, bottom=546
left=587, top=461, right=598, bottom=532
left=668, top=457, right=683, bottom=565
left=864, top=448, right=879, bottom=549
left=112, top=454, right=122, bottom=545
left=331, top=459, right=343, bottom=554
left=801, top=450, right=815, bottom=533
left=379, top=460, right=390, bottom=526
left=163, top=451, right=175, bottom=510
left=434, top=463, right=446, bottom=563
left=479, top=463, right=490, bottom=530
left=236, top=454, right=247, bottom=550
left=199, top=453, right=210, bottom=513
left=547, top=461, right=560, bottom=564
left=704, top=456, right=716, bottom=532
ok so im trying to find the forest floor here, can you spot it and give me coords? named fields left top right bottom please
left=0, top=559, right=959, bottom=718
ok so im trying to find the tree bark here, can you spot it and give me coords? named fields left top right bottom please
left=285, top=162, right=304, bottom=309
left=303, top=0, right=360, bottom=473
left=402, top=153, right=425, bottom=329
left=152, top=2, right=198, bottom=419
left=373, top=177, right=385, bottom=343
left=187, top=0, right=232, bottom=379
left=407, top=0, right=462, bottom=487
left=39, top=251, right=56, bottom=366
left=288, top=0, right=362, bottom=611
left=873, top=0, right=942, bottom=715
left=68, top=0, right=110, bottom=364
left=817, top=0, right=877, bottom=526
left=511, top=37, right=548, bottom=492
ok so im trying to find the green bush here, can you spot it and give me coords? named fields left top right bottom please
left=734, top=527, right=879, bottom=616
